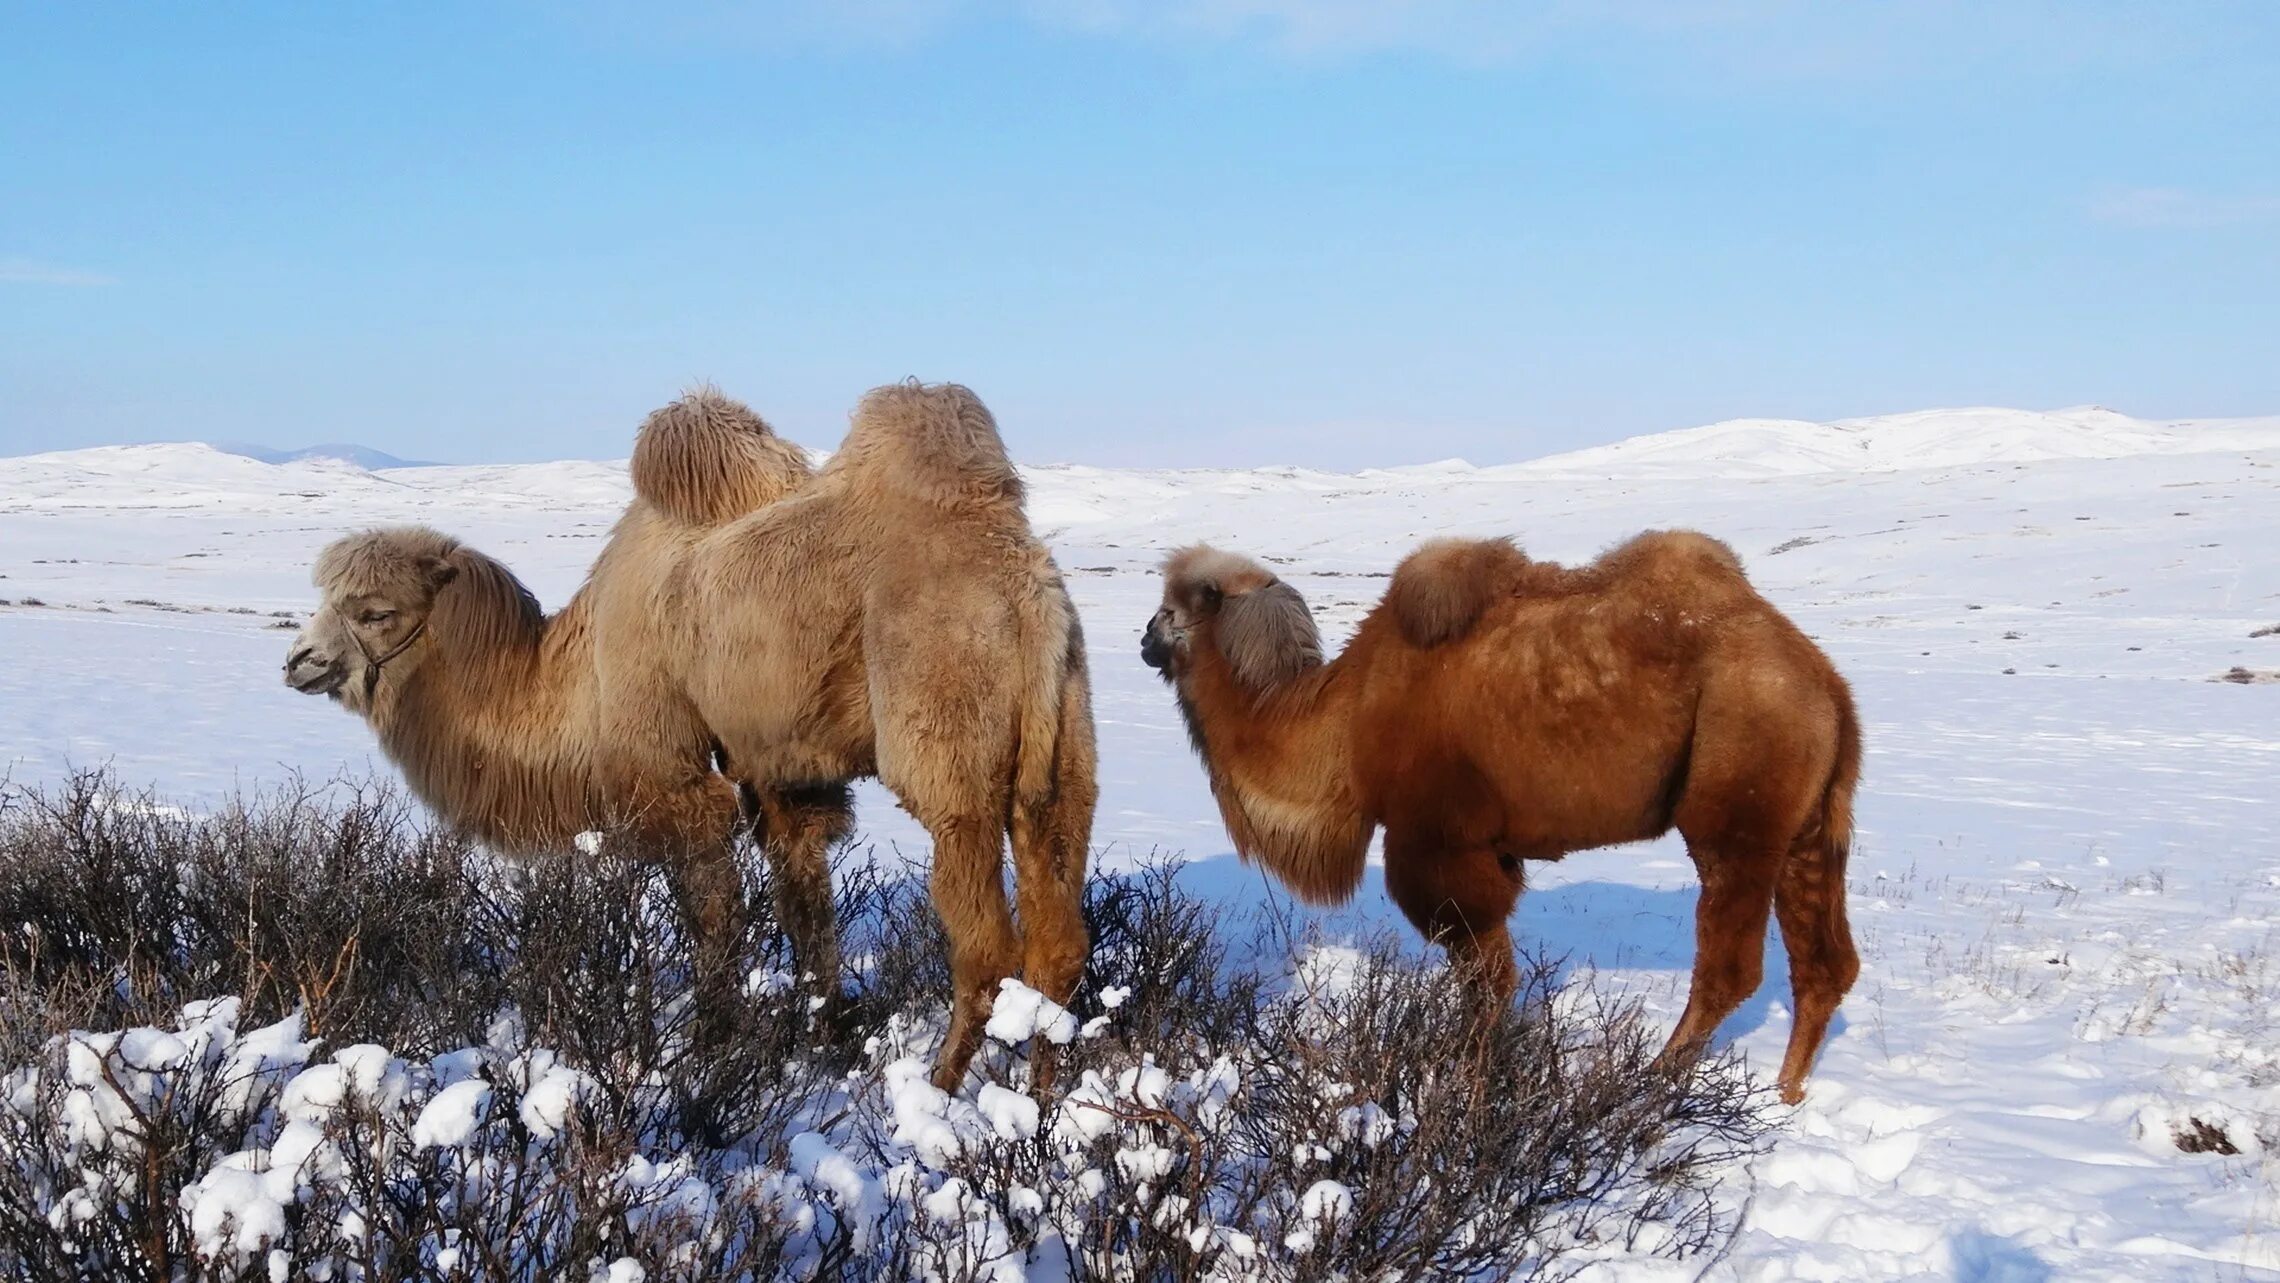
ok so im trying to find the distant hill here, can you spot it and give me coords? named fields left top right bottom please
left=209, top=442, right=440, bottom=469
left=1519, top=405, right=2280, bottom=478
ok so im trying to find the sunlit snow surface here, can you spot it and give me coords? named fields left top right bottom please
left=3, top=405, right=2278, bottom=1278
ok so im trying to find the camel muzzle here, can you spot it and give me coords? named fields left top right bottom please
left=284, top=649, right=348, bottom=696
left=1139, top=625, right=1171, bottom=671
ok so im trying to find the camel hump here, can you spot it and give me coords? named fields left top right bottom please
left=1386, top=536, right=1528, bottom=647
left=631, top=387, right=813, bottom=527
left=1606, top=530, right=1747, bottom=579
left=832, top=380, right=1024, bottom=509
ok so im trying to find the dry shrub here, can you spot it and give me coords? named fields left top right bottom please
left=0, top=771, right=1772, bottom=1280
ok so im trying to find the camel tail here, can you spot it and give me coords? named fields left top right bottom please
left=1812, top=680, right=1861, bottom=870
left=631, top=386, right=813, bottom=527
left=1386, top=536, right=1527, bottom=648
left=1787, top=677, right=1862, bottom=1001
left=1012, top=559, right=1096, bottom=818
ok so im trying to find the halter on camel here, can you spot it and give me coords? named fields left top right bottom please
left=352, top=618, right=430, bottom=701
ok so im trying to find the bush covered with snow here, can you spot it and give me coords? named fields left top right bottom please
left=0, top=773, right=1771, bottom=1279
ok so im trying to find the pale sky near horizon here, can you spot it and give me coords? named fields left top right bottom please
left=3, top=2, right=2276, bottom=469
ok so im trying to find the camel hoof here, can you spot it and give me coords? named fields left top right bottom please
left=1778, top=1080, right=1807, bottom=1106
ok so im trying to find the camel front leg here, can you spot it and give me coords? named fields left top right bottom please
left=1384, top=838, right=1524, bottom=1019
left=666, top=836, right=751, bottom=1051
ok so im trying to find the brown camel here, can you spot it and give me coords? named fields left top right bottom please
left=1140, top=531, right=1860, bottom=1103
left=284, top=383, right=1096, bottom=1093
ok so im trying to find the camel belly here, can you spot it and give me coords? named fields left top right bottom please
left=695, top=645, right=878, bottom=787
left=1472, top=703, right=1691, bottom=857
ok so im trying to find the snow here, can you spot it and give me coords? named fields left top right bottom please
left=508, top=1048, right=594, bottom=1141
left=788, top=1130, right=886, bottom=1253
left=1524, top=404, right=2280, bottom=478
left=975, top=1082, right=1043, bottom=1141
left=983, top=978, right=1079, bottom=1047
left=411, top=1080, right=494, bottom=1150
left=1298, top=1178, right=1354, bottom=1228
left=185, top=1165, right=287, bottom=1259
left=3, top=405, right=2279, bottom=1276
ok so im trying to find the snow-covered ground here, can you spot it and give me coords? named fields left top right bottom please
left=3, top=404, right=2277, bottom=1279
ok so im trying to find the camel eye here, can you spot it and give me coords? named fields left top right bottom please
left=358, top=609, right=396, bottom=626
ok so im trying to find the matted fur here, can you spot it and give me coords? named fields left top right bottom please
left=1145, top=530, right=1860, bottom=1104
left=631, top=387, right=813, bottom=527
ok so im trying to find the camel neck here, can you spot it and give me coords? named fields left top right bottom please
left=1177, top=644, right=1371, bottom=905
left=366, top=591, right=598, bottom=851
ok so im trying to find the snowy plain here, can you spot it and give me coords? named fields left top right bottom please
left=2, top=403, right=2277, bottom=1279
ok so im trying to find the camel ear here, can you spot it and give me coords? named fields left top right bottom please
left=419, top=556, right=459, bottom=589
left=1196, top=582, right=1223, bottom=614
left=1217, top=580, right=1323, bottom=691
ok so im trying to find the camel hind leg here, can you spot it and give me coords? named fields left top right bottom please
left=1661, top=668, right=1831, bottom=1080
left=1772, top=827, right=1859, bottom=1104
left=920, top=808, right=1023, bottom=1092
left=1009, top=661, right=1097, bottom=1095
left=867, top=675, right=1024, bottom=1091
left=1658, top=843, right=1780, bottom=1070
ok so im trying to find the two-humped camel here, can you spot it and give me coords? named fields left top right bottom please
left=1142, top=532, right=1859, bottom=1103
left=285, top=383, right=1096, bottom=1090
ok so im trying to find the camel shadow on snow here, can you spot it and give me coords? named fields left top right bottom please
left=1162, top=849, right=1845, bottom=1058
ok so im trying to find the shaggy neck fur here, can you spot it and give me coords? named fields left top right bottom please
left=361, top=549, right=600, bottom=850
left=1174, top=615, right=1372, bottom=907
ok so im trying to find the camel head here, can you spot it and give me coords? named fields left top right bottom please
left=1143, top=545, right=1323, bottom=692
left=285, top=526, right=462, bottom=711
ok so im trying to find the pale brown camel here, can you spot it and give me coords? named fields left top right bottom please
left=281, top=393, right=833, bottom=1036
left=1140, top=532, right=1860, bottom=1103
left=285, top=383, right=1097, bottom=1092
left=588, top=380, right=1097, bottom=1091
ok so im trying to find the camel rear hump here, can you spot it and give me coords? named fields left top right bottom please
left=1386, top=536, right=1530, bottom=647
left=631, top=387, right=814, bottom=527
left=830, top=379, right=1026, bottom=512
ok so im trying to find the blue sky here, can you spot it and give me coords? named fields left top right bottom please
left=3, top=2, right=2275, bottom=468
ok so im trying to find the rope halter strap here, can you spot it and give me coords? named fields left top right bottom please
left=351, top=616, right=431, bottom=702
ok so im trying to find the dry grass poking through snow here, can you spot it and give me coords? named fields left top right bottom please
left=0, top=773, right=1772, bottom=1280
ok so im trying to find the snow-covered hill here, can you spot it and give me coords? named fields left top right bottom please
left=2, top=410, right=2278, bottom=1278
left=209, top=441, right=440, bottom=469
left=1524, top=405, right=2280, bottom=478
left=12, top=404, right=2278, bottom=514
